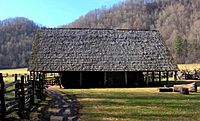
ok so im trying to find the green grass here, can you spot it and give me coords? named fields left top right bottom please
left=3, top=76, right=15, bottom=83
left=61, top=88, right=200, bottom=121
left=0, top=68, right=28, bottom=75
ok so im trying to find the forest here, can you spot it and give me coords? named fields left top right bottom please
left=66, top=0, right=200, bottom=64
left=0, top=0, right=200, bottom=68
left=0, top=17, right=39, bottom=68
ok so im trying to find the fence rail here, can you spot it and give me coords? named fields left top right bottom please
left=0, top=73, right=45, bottom=120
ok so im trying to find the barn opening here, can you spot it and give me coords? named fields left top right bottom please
left=60, top=71, right=146, bottom=88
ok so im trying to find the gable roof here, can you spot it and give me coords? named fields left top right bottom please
left=29, top=28, right=178, bottom=72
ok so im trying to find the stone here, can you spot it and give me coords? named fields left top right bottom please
left=68, top=116, right=77, bottom=121
left=62, top=104, right=69, bottom=108
left=63, top=109, right=71, bottom=115
left=50, top=116, right=63, bottom=121
left=48, top=108, right=60, bottom=113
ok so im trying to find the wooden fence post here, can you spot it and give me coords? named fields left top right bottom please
left=30, top=72, right=35, bottom=105
left=15, top=74, right=19, bottom=103
left=37, top=74, right=43, bottom=99
left=19, top=75, right=25, bottom=118
left=27, top=75, right=32, bottom=109
left=0, top=73, right=6, bottom=121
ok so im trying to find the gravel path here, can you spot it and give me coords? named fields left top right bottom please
left=39, top=86, right=80, bottom=121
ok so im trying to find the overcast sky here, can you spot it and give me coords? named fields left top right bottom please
left=0, top=0, right=123, bottom=27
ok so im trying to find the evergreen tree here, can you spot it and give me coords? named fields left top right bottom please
left=174, top=35, right=183, bottom=55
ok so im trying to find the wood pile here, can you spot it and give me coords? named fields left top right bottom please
left=180, top=88, right=189, bottom=94
left=173, top=82, right=197, bottom=92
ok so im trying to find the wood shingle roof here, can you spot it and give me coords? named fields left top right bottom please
left=29, top=28, right=178, bottom=72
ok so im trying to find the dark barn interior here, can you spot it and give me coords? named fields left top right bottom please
left=60, top=71, right=145, bottom=88
left=82, top=72, right=104, bottom=88
left=61, top=72, right=80, bottom=88
left=127, top=72, right=144, bottom=87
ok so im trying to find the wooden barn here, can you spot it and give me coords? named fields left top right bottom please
left=29, top=28, right=178, bottom=88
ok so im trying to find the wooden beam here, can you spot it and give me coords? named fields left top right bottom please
left=125, top=72, right=128, bottom=87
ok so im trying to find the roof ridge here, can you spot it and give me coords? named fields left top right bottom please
left=41, top=27, right=159, bottom=32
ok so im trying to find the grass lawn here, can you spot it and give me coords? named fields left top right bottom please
left=61, top=88, right=200, bottom=121
left=178, top=64, right=200, bottom=71
left=0, top=68, right=28, bottom=75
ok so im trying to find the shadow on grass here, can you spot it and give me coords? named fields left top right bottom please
left=5, top=96, right=50, bottom=121
left=62, top=88, right=200, bottom=121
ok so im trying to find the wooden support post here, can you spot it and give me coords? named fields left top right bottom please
left=146, top=72, right=149, bottom=87
left=80, top=72, right=82, bottom=87
left=27, top=75, right=30, bottom=81
left=59, top=73, right=62, bottom=88
left=104, top=72, right=107, bottom=87
left=39, top=73, right=43, bottom=99
left=36, top=72, right=39, bottom=80
left=174, top=71, right=177, bottom=81
left=35, top=72, right=39, bottom=90
left=42, top=73, right=45, bottom=85
left=19, top=75, right=25, bottom=118
left=30, top=71, right=32, bottom=80
left=159, top=71, right=161, bottom=83
left=125, top=72, right=128, bottom=87
left=0, top=73, right=6, bottom=121
left=152, top=72, right=155, bottom=84
left=41, top=73, right=44, bottom=98
left=36, top=73, right=41, bottom=99
left=166, top=71, right=169, bottom=85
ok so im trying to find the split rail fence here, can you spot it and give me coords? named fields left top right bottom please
left=0, top=73, right=45, bottom=120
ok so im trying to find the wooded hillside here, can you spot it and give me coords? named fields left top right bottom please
left=66, top=0, right=200, bottom=64
left=1, top=0, right=200, bottom=68
left=0, top=17, right=39, bottom=68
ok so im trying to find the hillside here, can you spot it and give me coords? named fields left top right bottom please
left=0, top=0, right=200, bottom=68
left=65, top=0, right=200, bottom=64
left=0, top=17, right=39, bottom=68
